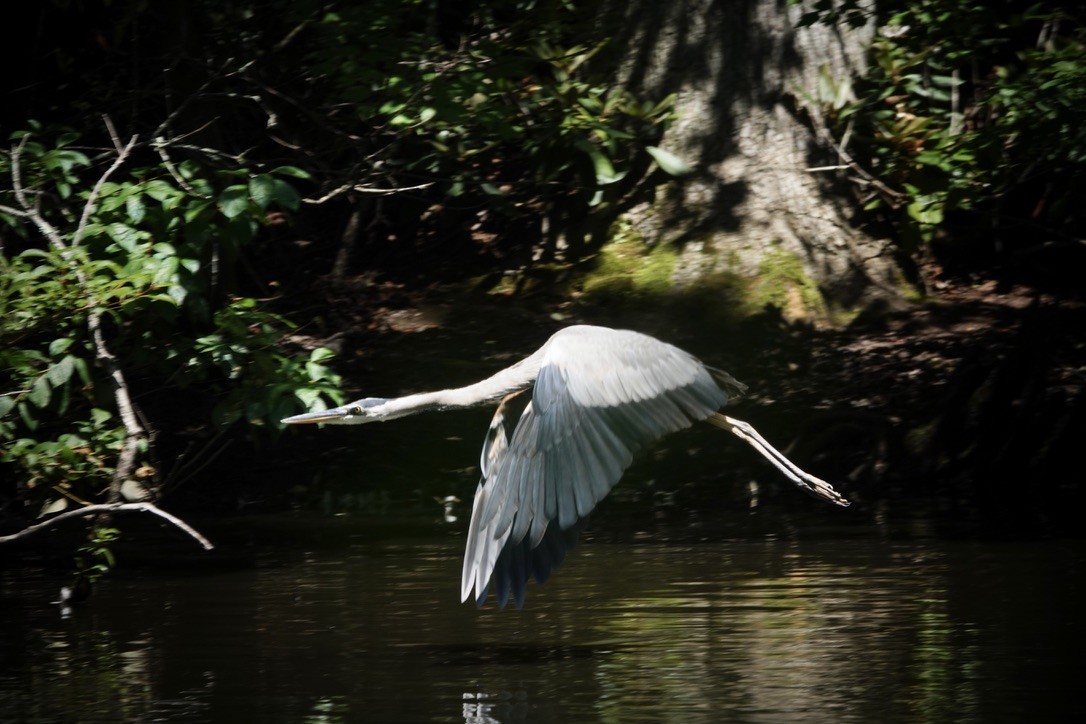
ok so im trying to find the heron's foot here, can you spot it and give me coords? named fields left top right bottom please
left=797, top=471, right=850, bottom=507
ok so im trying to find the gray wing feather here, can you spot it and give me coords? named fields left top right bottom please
left=461, top=326, right=731, bottom=606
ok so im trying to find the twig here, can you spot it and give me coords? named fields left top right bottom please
left=102, top=114, right=124, bottom=154
left=152, top=137, right=212, bottom=199
left=304, top=180, right=434, bottom=205
left=0, top=502, right=214, bottom=551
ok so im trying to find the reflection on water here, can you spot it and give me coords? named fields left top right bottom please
left=1, top=515, right=1083, bottom=723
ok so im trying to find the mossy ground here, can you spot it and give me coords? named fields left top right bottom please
left=572, top=222, right=836, bottom=327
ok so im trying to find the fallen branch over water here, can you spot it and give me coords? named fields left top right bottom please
left=0, top=503, right=214, bottom=551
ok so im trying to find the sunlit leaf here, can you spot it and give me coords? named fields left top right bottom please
left=645, top=145, right=694, bottom=176
left=106, top=223, right=141, bottom=253
left=38, top=498, right=68, bottom=517
left=143, top=179, right=178, bottom=204
left=126, top=194, right=146, bottom=225
left=28, top=376, right=51, bottom=408
left=574, top=138, right=622, bottom=185
left=46, top=356, right=75, bottom=387
left=48, top=338, right=74, bottom=356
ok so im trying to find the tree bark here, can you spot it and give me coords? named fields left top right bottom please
left=600, top=0, right=904, bottom=318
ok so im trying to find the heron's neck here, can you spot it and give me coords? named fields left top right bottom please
left=375, top=348, right=543, bottom=420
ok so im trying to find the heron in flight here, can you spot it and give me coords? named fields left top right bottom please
left=282, top=325, right=848, bottom=607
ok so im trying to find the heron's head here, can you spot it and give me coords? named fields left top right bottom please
left=280, top=397, right=388, bottom=426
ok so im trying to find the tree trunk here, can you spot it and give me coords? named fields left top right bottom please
left=600, top=0, right=904, bottom=319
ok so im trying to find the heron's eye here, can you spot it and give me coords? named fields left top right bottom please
left=350, top=406, right=364, bottom=415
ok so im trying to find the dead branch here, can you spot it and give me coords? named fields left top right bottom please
left=0, top=503, right=214, bottom=551
left=305, top=180, right=434, bottom=205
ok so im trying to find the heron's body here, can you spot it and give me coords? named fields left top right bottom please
left=283, top=325, right=848, bottom=607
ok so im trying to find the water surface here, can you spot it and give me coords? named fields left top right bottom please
left=2, top=513, right=1083, bottom=723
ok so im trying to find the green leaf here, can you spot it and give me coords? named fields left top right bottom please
left=48, top=338, right=74, bottom=356
left=143, top=179, right=178, bottom=204
left=178, top=159, right=202, bottom=180
left=42, top=149, right=90, bottom=173
left=184, top=199, right=215, bottom=223
left=295, top=388, right=325, bottom=408
left=577, top=97, right=603, bottom=114
left=106, top=223, right=141, bottom=253
left=271, top=166, right=311, bottom=180
left=645, top=145, right=694, bottom=176
left=218, top=185, right=250, bottom=219
left=249, top=174, right=277, bottom=210
left=28, top=376, right=51, bottom=408
left=309, top=347, right=336, bottom=363
left=0, top=395, right=15, bottom=418
left=574, top=138, right=622, bottom=185
left=46, top=355, right=75, bottom=387
left=71, top=356, right=93, bottom=386
left=126, top=193, right=146, bottom=225
left=269, top=179, right=300, bottom=211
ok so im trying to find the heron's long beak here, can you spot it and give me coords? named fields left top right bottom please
left=281, top=408, right=349, bottom=425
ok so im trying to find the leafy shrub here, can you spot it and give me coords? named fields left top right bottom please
left=799, top=0, right=1086, bottom=263
left=0, top=125, right=342, bottom=519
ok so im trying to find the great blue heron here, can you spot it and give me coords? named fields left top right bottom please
left=282, top=325, right=849, bottom=607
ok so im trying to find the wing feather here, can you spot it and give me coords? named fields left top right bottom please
left=461, top=326, right=731, bottom=606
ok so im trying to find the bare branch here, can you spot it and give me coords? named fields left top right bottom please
left=72, top=133, right=138, bottom=248
left=0, top=203, right=28, bottom=218
left=153, top=137, right=212, bottom=199
left=102, top=114, right=124, bottom=153
left=11, top=135, right=68, bottom=249
left=305, top=180, right=434, bottom=205
left=0, top=503, right=214, bottom=551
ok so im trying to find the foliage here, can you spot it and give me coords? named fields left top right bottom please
left=0, top=125, right=343, bottom=519
left=798, top=0, right=1086, bottom=260
left=8, top=1, right=683, bottom=268
left=1, top=0, right=684, bottom=531
left=75, top=525, right=121, bottom=589
left=235, top=0, right=686, bottom=258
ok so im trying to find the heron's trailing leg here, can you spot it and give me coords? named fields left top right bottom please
left=708, top=413, right=850, bottom=507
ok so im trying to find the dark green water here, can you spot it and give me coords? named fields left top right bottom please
left=2, top=511, right=1083, bottom=723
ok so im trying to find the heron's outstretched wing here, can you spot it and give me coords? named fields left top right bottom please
left=461, top=327, right=730, bottom=606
